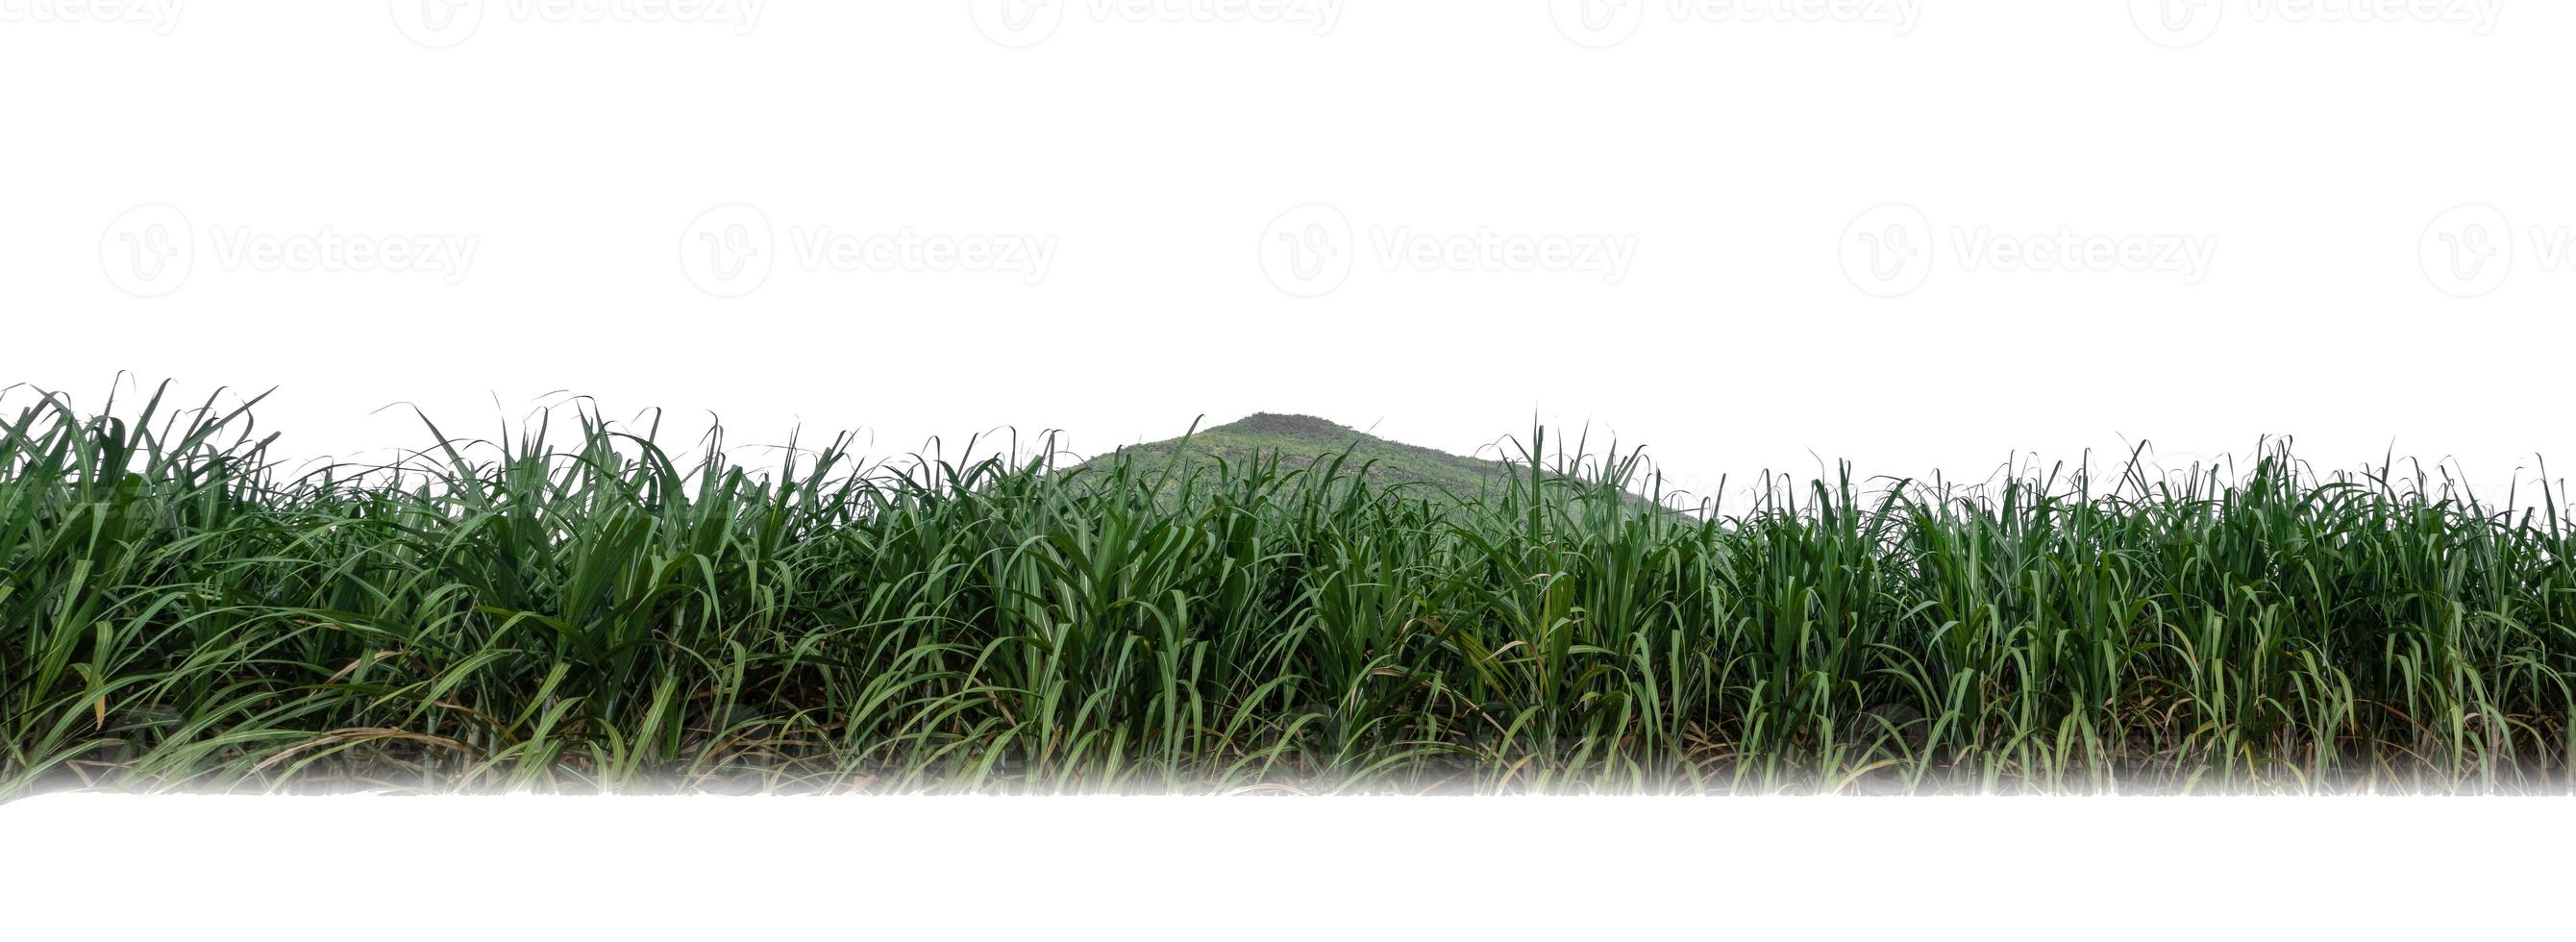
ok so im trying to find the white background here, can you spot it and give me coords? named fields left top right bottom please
left=4, top=0, right=2567, bottom=500
left=4, top=2, right=2571, bottom=933
left=5, top=793, right=2570, bottom=939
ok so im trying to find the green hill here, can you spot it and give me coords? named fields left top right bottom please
left=1090, top=412, right=1523, bottom=499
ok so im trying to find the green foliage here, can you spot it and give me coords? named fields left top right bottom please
left=1093, top=412, right=1521, bottom=499
left=3, top=380, right=2572, bottom=796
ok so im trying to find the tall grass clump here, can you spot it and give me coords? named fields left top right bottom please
left=4, top=380, right=2572, bottom=797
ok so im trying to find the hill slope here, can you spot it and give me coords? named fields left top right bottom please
left=1093, top=412, right=1522, bottom=498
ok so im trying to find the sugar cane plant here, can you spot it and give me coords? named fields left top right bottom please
left=3, top=379, right=2572, bottom=797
